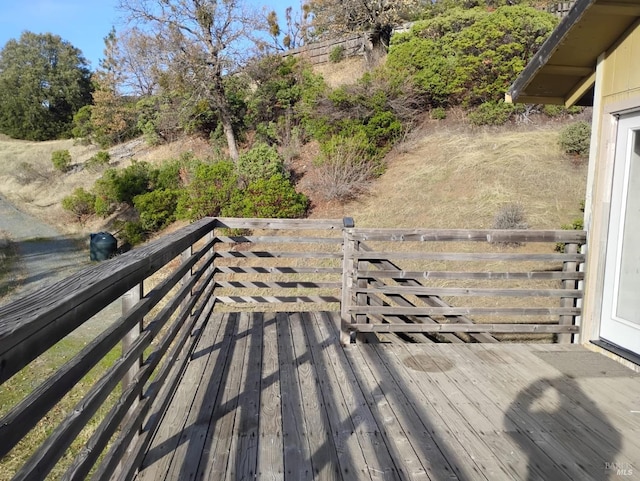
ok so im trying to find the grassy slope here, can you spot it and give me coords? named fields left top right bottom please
left=308, top=122, right=587, bottom=230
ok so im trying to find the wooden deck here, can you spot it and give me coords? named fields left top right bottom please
left=133, top=311, right=640, bottom=481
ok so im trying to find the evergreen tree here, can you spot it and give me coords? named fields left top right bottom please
left=0, top=32, right=93, bottom=140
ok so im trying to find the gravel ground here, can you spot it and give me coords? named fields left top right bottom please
left=0, top=194, right=119, bottom=338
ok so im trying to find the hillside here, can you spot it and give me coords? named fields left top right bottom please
left=0, top=119, right=587, bottom=237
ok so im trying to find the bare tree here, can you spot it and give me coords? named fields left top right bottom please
left=263, top=6, right=311, bottom=51
left=304, top=0, right=420, bottom=64
left=118, top=0, right=263, bottom=160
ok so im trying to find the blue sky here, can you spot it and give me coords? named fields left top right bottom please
left=0, top=0, right=298, bottom=70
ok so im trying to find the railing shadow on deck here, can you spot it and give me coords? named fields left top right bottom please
left=0, top=216, right=588, bottom=480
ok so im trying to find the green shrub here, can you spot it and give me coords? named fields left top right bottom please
left=556, top=217, right=584, bottom=252
left=61, top=188, right=96, bottom=222
left=223, top=174, right=308, bottom=218
left=236, top=143, right=287, bottom=185
left=85, top=150, right=110, bottom=172
left=95, top=162, right=153, bottom=206
left=542, top=104, right=583, bottom=117
left=365, top=110, right=403, bottom=147
left=559, top=121, right=591, bottom=156
left=329, top=45, right=345, bottom=63
left=134, top=189, right=180, bottom=232
left=51, top=150, right=72, bottom=173
left=386, top=6, right=557, bottom=106
left=117, top=221, right=147, bottom=247
left=176, top=160, right=239, bottom=221
left=93, top=195, right=113, bottom=218
left=431, top=107, right=447, bottom=120
left=468, top=101, right=514, bottom=126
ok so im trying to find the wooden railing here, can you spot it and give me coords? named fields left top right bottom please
left=340, top=227, right=586, bottom=344
left=0, top=217, right=586, bottom=480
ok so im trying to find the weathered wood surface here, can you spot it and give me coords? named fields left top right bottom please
left=341, top=229, right=586, bottom=340
left=0, top=217, right=217, bottom=384
left=349, top=228, right=587, bottom=243
left=133, top=311, right=640, bottom=481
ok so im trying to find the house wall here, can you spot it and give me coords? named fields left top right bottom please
left=581, top=19, right=640, bottom=369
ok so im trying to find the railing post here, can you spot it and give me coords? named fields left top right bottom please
left=341, top=217, right=356, bottom=345
left=559, top=242, right=579, bottom=343
left=206, top=228, right=216, bottom=314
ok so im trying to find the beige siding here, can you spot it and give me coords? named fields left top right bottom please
left=601, top=22, right=640, bottom=102
left=582, top=21, right=640, bottom=349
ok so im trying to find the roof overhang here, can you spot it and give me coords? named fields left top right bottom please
left=507, top=0, right=640, bottom=106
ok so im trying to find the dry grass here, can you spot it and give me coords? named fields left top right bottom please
left=313, top=57, right=368, bottom=88
left=310, top=123, right=587, bottom=231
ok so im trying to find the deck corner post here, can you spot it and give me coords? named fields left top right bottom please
left=559, top=242, right=579, bottom=343
left=341, top=218, right=356, bottom=344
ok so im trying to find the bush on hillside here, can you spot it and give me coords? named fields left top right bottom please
left=386, top=6, right=557, bottom=107
left=93, top=161, right=154, bottom=216
left=468, top=101, right=515, bottom=126
left=236, top=143, right=288, bottom=186
left=133, top=189, right=180, bottom=232
left=559, top=121, right=591, bottom=156
left=329, top=45, right=345, bottom=63
left=313, top=135, right=379, bottom=201
left=223, top=174, right=309, bottom=218
left=492, top=203, right=528, bottom=230
left=115, top=220, right=147, bottom=247
left=85, top=151, right=110, bottom=172
left=176, top=160, right=239, bottom=221
left=61, top=188, right=96, bottom=223
left=51, top=150, right=72, bottom=173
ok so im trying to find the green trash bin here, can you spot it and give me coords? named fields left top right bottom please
left=90, top=232, right=117, bottom=261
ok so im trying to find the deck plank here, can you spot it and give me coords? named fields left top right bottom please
left=375, top=343, right=513, bottom=481
left=226, top=312, right=264, bottom=480
left=276, top=311, right=321, bottom=481
left=136, top=311, right=232, bottom=481
left=344, top=340, right=452, bottom=481
left=198, top=311, right=252, bottom=481
left=134, top=311, right=640, bottom=481
left=305, top=311, right=398, bottom=480
left=257, top=312, right=284, bottom=480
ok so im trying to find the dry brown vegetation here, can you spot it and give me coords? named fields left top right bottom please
left=305, top=121, right=587, bottom=231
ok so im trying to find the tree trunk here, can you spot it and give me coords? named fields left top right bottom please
left=211, top=72, right=239, bottom=161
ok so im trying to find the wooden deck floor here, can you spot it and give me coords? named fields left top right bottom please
left=133, top=311, right=640, bottom=481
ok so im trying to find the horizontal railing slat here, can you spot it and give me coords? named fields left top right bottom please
left=215, top=281, right=341, bottom=289
left=350, top=323, right=580, bottom=333
left=216, top=235, right=343, bottom=244
left=215, top=251, right=342, bottom=259
left=216, top=295, right=341, bottom=304
left=357, top=270, right=585, bottom=280
left=347, top=306, right=581, bottom=316
left=353, top=251, right=585, bottom=262
left=353, top=286, right=583, bottom=298
left=214, top=266, right=342, bottom=275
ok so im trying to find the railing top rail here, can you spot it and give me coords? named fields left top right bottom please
left=214, top=217, right=346, bottom=231
left=0, top=217, right=217, bottom=383
left=348, top=228, right=587, bottom=243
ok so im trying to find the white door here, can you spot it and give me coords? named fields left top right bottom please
left=600, top=112, right=640, bottom=355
